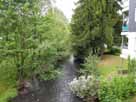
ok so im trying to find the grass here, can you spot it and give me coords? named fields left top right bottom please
left=125, top=96, right=136, bottom=102
left=131, top=96, right=136, bottom=102
left=98, top=54, right=128, bottom=77
left=98, top=54, right=136, bottom=102
left=0, top=59, right=17, bottom=102
left=0, top=84, right=17, bottom=102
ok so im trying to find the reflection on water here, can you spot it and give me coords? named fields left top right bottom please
left=12, top=59, right=83, bottom=102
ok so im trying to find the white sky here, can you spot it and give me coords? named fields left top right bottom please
left=55, top=0, right=78, bottom=21
left=55, top=0, right=125, bottom=21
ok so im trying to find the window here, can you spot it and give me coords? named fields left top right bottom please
left=122, top=36, right=128, bottom=49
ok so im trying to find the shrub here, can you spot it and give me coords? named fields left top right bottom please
left=69, top=76, right=99, bottom=99
left=106, top=46, right=121, bottom=55
left=128, top=57, right=136, bottom=76
left=81, top=53, right=99, bottom=77
left=99, top=76, right=136, bottom=102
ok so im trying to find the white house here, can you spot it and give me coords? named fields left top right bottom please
left=120, top=0, right=136, bottom=59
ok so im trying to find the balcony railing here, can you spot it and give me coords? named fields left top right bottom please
left=122, top=25, right=128, bottom=32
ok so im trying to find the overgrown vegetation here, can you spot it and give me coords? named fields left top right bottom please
left=106, top=46, right=121, bottom=55
left=0, top=59, right=17, bottom=102
left=69, top=54, right=99, bottom=102
left=81, top=53, right=99, bottom=77
left=1, top=0, right=135, bottom=102
left=128, top=57, right=136, bottom=76
left=98, top=55, right=127, bottom=77
left=98, top=57, right=136, bottom=102
left=71, top=0, right=122, bottom=61
left=0, top=0, right=70, bottom=101
left=99, top=76, right=136, bottom=102
left=69, top=76, right=99, bottom=102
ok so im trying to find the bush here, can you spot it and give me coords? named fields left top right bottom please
left=69, top=76, right=99, bottom=99
left=81, top=53, right=99, bottom=77
left=106, top=46, right=121, bottom=55
left=128, top=57, right=136, bottom=76
left=99, top=76, right=136, bottom=102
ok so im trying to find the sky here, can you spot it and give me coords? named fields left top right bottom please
left=55, top=0, right=126, bottom=21
left=55, top=0, right=78, bottom=21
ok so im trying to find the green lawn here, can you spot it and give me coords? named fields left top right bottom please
left=125, top=96, right=136, bottom=102
left=0, top=59, right=17, bottom=102
left=98, top=54, right=128, bottom=77
left=98, top=54, right=136, bottom=102
left=0, top=84, right=17, bottom=102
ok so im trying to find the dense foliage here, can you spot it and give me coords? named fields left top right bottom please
left=71, top=0, right=122, bottom=61
left=0, top=1, right=131, bottom=102
left=0, top=0, right=70, bottom=81
left=69, top=54, right=100, bottom=102
left=0, top=0, right=42, bottom=81
left=98, top=57, right=136, bottom=102
left=81, top=53, right=99, bottom=77
left=106, top=46, right=121, bottom=55
left=69, top=76, right=99, bottom=101
left=128, top=57, right=136, bottom=76
left=0, top=0, right=70, bottom=101
left=0, top=59, right=17, bottom=102
left=35, top=9, right=70, bottom=80
left=113, top=16, right=122, bottom=46
left=99, top=76, right=136, bottom=102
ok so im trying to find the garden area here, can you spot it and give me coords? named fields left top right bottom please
left=98, top=54, right=127, bottom=77
left=1, top=0, right=136, bottom=102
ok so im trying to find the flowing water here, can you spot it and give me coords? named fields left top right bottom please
left=11, top=57, right=83, bottom=102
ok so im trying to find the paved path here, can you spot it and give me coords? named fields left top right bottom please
left=12, top=59, right=83, bottom=102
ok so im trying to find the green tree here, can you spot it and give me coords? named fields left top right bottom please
left=113, top=15, right=122, bottom=46
left=0, top=0, right=41, bottom=81
left=0, top=0, right=71, bottom=101
left=33, top=8, right=71, bottom=80
left=0, top=0, right=70, bottom=81
left=71, top=0, right=122, bottom=61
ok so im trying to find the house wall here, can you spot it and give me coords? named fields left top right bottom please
left=121, top=0, right=136, bottom=59
left=127, top=33, right=136, bottom=59
left=120, top=32, right=136, bottom=59
left=129, top=0, right=136, bottom=32
left=122, top=0, right=129, bottom=12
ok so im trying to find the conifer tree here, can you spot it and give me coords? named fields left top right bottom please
left=71, top=0, right=122, bottom=61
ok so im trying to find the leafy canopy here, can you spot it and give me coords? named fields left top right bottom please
left=71, top=0, right=122, bottom=60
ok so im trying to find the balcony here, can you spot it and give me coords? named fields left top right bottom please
left=122, top=25, right=128, bottom=32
